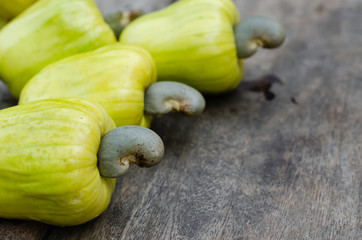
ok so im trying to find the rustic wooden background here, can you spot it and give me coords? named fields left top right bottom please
left=0, top=0, right=361, bottom=239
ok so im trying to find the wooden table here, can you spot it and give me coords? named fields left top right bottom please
left=0, top=0, right=361, bottom=239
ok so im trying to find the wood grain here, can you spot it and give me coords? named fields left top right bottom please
left=0, top=0, right=361, bottom=239
left=0, top=220, right=49, bottom=240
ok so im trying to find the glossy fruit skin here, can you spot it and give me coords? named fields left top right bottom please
left=0, top=0, right=116, bottom=98
left=19, top=44, right=157, bottom=128
left=0, top=0, right=38, bottom=21
left=120, top=0, right=243, bottom=94
left=0, top=98, right=116, bottom=226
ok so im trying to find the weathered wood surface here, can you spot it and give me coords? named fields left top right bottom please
left=0, top=0, right=361, bottom=239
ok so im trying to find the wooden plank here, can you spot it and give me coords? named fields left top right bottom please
left=47, top=0, right=362, bottom=239
left=0, top=219, right=49, bottom=240
left=1, top=0, right=361, bottom=239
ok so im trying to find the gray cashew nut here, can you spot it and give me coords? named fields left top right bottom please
left=144, top=81, right=206, bottom=117
left=97, top=126, right=164, bottom=178
left=234, top=16, right=286, bottom=59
